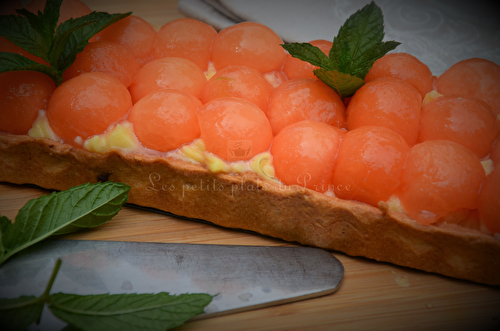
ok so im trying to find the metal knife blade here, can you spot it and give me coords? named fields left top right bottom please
left=0, top=239, right=343, bottom=330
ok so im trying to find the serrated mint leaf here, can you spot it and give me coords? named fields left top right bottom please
left=281, top=42, right=334, bottom=70
left=49, top=292, right=213, bottom=331
left=52, top=11, right=131, bottom=73
left=40, top=0, right=62, bottom=38
left=0, top=295, right=44, bottom=331
left=0, top=0, right=130, bottom=85
left=0, top=52, right=56, bottom=78
left=0, top=14, right=48, bottom=60
left=0, top=182, right=130, bottom=265
left=349, top=40, right=401, bottom=78
left=314, top=69, right=365, bottom=98
left=330, top=2, right=383, bottom=65
left=329, top=1, right=400, bottom=79
left=338, top=39, right=353, bottom=74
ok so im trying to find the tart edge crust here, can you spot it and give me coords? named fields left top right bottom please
left=1, top=133, right=499, bottom=285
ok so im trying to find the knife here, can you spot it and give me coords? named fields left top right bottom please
left=0, top=239, right=343, bottom=330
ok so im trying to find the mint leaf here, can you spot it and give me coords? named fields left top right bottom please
left=330, top=1, right=400, bottom=78
left=49, top=292, right=213, bottom=331
left=337, top=39, right=353, bottom=74
left=281, top=42, right=334, bottom=70
left=0, top=14, right=47, bottom=60
left=348, top=40, right=400, bottom=78
left=0, top=52, right=57, bottom=78
left=0, top=260, right=212, bottom=330
left=16, top=0, right=62, bottom=49
left=280, top=1, right=400, bottom=99
left=0, top=182, right=130, bottom=265
left=0, top=296, right=44, bottom=331
left=314, top=69, right=365, bottom=97
left=52, top=11, right=131, bottom=74
left=0, top=0, right=131, bottom=85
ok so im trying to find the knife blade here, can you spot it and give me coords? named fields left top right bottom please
left=0, top=239, right=343, bottom=330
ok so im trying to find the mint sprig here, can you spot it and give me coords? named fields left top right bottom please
left=281, top=1, right=400, bottom=98
left=0, top=181, right=130, bottom=265
left=0, top=0, right=131, bottom=85
left=0, top=259, right=213, bottom=331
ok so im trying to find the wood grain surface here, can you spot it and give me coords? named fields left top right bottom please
left=1, top=1, right=500, bottom=330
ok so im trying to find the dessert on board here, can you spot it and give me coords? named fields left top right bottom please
left=0, top=0, right=499, bottom=285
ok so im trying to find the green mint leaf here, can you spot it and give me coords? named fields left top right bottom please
left=348, top=40, right=401, bottom=78
left=0, top=52, right=57, bottom=79
left=314, top=68, right=365, bottom=98
left=337, top=39, right=353, bottom=73
left=49, top=292, right=214, bottom=331
left=281, top=42, right=334, bottom=70
left=16, top=0, right=62, bottom=47
left=0, top=296, right=45, bottom=331
left=329, top=1, right=399, bottom=78
left=0, top=182, right=130, bottom=265
left=0, top=0, right=130, bottom=85
left=51, top=11, right=131, bottom=74
left=0, top=14, right=48, bottom=60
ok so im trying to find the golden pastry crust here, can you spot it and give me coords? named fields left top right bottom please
left=1, top=132, right=499, bottom=285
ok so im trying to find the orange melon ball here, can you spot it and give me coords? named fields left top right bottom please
left=347, top=77, right=422, bottom=146
left=478, top=167, right=500, bottom=235
left=271, top=120, right=342, bottom=193
left=93, top=15, right=158, bottom=67
left=26, top=0, right=91, bottom=25
left=435, top=58, right=500, bottom=116
left=198, top=97, right=273, bottom=161
left=129, top=57, right=207, bottom=104
left=0, top=36, right=49, bottom=66
left=0, top=71, right=55, bottom=135
left=397, top=140, right=485, bottom=225
left=47, top=72, right=132, bottom=143
left=331, top=126, right=409, bottom=207
left=153, top=18, right=217, bottom=71
left=201, top=66, right=274, bottom=113
left=128, top=89, right=202, bottom=152
left=365, top=53, right=434, bottom=98
left=63, top=41, right=140, bottom=88
left=211, top=22, right=287, bottom=73
left=267, top=78, right=346, bottom=135
left=282, top=39, right=332, bottom=80
left=418, top=96, right=500, bottom=158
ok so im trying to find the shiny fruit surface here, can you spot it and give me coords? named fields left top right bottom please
left=0, top=71, right=55, bottom=135
left=271, top=120, right=342, bottom=193
left=128, top=89, right=202, bottom=152
left=397, top=140, right=485, bottom=225
left=47, top=72, right=132, bottom=143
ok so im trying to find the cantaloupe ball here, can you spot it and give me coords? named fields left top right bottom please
left=347, top=77, right=422, bottom=147
left=197, top=97, right=273, bottom=161
left=47, top=72, right=132, bottom=143
left=128, top=89, right=202, bottom=152
left=211, top=22, right=287, bottom=73
left=436, top=58, right=500, bottom=116
left=129, top=57, right=207, bottom=103
left=397, top=140, right=485, bottom=225
left=0, top=71, right=55, bottom=135
left=271, top=120, right=342, bottom=193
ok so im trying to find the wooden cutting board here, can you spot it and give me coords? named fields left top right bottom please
left=1, top=181, right=500, bottom=331
left=2, top=0, right=499, bottom=330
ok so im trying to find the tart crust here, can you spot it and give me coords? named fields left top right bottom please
left=1, top=132, right=499, bottom=285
